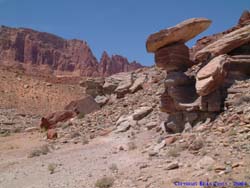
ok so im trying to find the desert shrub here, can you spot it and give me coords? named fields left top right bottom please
left=28, top=145, right=50, bottom=158
left=95, top=176, right=114, bottom=188
left=48, top=163, right=57, bottom=174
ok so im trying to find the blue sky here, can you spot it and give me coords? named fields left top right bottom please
left=0, top=0, right=249, bottom=66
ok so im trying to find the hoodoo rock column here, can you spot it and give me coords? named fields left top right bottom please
left=146, top=11, right=250, bottom=133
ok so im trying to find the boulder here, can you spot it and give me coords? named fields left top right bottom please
left=64, top=96, right=100, bottom=115
left=196, top=55, right=229, bottom=96
left=40, top=110, right=75, bottom=130
left=95, top=95, right=109, bottom=107
left=103, top=72, right=133, bottom=95
left=146, top=18, right=211, bottom=52
left=115, top=73, right=133, bottom=98
left=116, top=115, right=133, bottom=126
left=129, top=74, right=147, bottom=93
left=161, top=112, right=185, bottom=133
left=195, top=156, right=215, bottom=170
left=132, top=106, right=153, bottom=120
left=165, top=162, right=179, bottom=170
left=154, top=43, right=193, bottom=72
left=165, top=136, right=177, bottom=145
left=47, top=129, right=58, bottom=139
left=115, top=115, right=136, bottom=133
left=103, top=78, right=119, bottom=94
left=195, top=24, right=250, bottom=62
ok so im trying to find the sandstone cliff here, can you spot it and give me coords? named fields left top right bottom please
left=0, top=26, right=143, bottom=77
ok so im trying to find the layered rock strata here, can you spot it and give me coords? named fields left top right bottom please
left=146, top=11, right=250, bottom=133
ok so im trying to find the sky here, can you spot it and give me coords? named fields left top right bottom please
left=0, top=0, right=249, bottom=66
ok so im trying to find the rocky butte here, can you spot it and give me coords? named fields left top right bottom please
left=0, top=25, right=143, bottom=77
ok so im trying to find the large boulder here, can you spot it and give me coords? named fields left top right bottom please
left=161, top=112, right=185, bottom=133
left=195, top=24, right=250, bottom=62
left=132, top=106, right=153, bottom=121
left=64, top=96, right=100, bottom=115
left=154, top=43, right=193, bottom=72
left=146, top=18, right=211, bottom=52
left=103, top=78, right=119, bottom=94
left=103, top=72, right=132, bottom=94
left=129, top=74, right=147, bottom=93
left=40, top=110, right=75, bottom=130
left=115, top=115, right=136, bottom=133
left=196, top=55, right=229, bottom=96
left=115, top=73, right=134, bottom=98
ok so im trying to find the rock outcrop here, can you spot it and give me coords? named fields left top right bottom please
left=40, top=110, right=75, bottom=130
left=146, top=18, right=211, bottom=52
left=0, top=26, right=143, bottom=77
left=64, top=96, right=100, bottom=115
left=78, top=67, right=165, bottom=108
left=154, top=43, right=193, bottom=72
left=196, top=55, right=229, bottom=96
left=190, top=10, right=250, bottom=61
left=146, top=11, right=250, bottom=133
left=195, top=24, right=250, bottom=62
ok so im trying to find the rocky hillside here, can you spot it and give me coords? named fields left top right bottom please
left=0, top=25, right=143, bottom=77
left=1, top=10, right=250, bottom=188
left=0, top=66, right=85, bottom=116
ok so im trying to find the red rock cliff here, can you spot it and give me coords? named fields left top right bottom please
left=0, top=26, right=143, bottom=77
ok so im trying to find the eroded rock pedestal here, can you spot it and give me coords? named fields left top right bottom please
left=146, top=11, right=250, bottom=133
